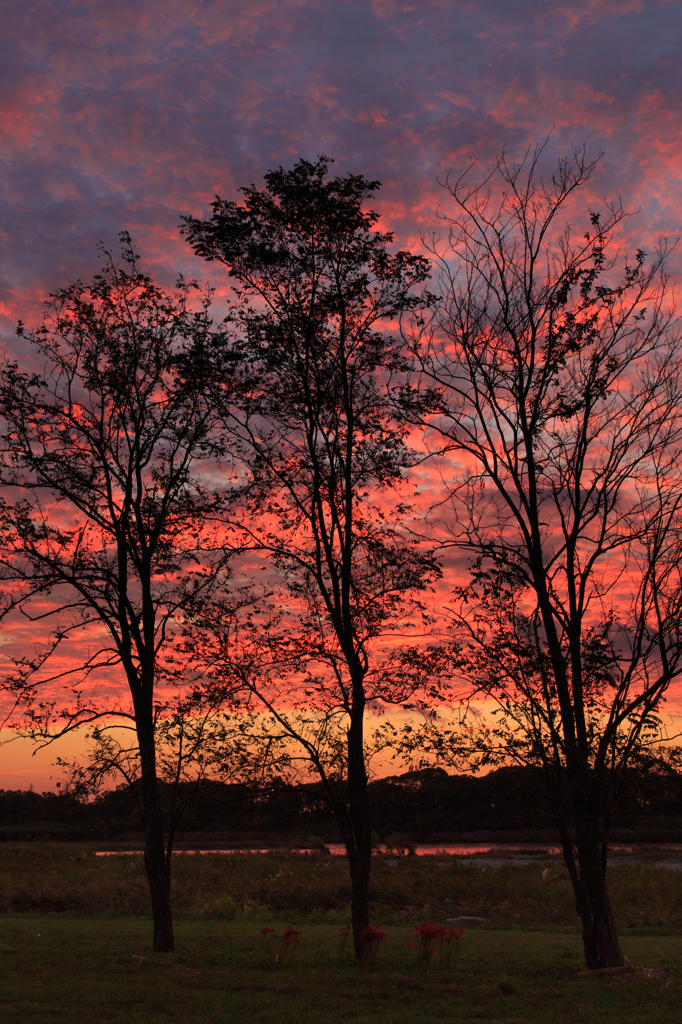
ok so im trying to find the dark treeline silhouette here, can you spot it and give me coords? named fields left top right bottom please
left=4, top=765, right=682, bottom=843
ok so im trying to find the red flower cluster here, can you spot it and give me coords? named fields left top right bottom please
left=338, top=925, right=350, bottom=958
left=259, top=924, right=303, bottom=966
left=281, top=925, right=303, bottom=946
left=410, top=921, right=465, bottom=967
left=359, top=924, right=387, bottom=968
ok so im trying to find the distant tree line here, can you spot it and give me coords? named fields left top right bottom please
left=3, top=763, right=682, bottom=843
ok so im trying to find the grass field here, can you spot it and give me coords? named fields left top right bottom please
left=0, top=917, right=680, bottom=1023
left=0, top=845, right=680, bottom=1022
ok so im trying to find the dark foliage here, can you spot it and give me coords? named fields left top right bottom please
left=3, top=764, right=682, bottom=843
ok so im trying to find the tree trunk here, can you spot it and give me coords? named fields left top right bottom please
left=138, top=724, right=175, bottom=953
left=560, top=819, right=623, bottom=970
left=349, top=844, right=371, bottom=959
left=347, top=706, right=372, bottom=959
left=144, top=824, right=174, bottom=953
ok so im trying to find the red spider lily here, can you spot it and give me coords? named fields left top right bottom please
left=410, top=922, right=465, bottom=968
left=411, top=921, right=445, bottom=963
left=338, top=926, right=350, bottom=959
left=260, top=925, right=304, bottom=966
left=281, top=925, right=303, bottom=948
left=359, top=925, right=387, bottom=969
left=437, top=926, right=465, bottom=969
left=259, top=925, right=277, bottom=968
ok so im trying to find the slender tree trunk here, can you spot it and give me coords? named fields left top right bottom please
left=559, top=811, right=623, bottom=969
left=348, top=843, right=372, bottom=959
left=574, top=821, right=623, bottom=969
left=347, top=705, right=372, bottom=959
left=143, top=817, right=174, bottom=953
left=138, top=724, right=174, bottom=953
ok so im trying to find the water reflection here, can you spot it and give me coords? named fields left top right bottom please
left=94, top=842, right=682, bottom=867
left=96, top=843, right=564, bottom=857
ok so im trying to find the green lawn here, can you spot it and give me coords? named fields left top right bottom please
left=0, top=846, right=681, bottom=1022
left=0, top=917, right=680, bottom=1024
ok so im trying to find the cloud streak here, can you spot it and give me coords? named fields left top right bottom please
left=1, top=1, right=680, bottom=325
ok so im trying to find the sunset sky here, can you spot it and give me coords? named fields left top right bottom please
left=1, top=0, right=682, bottom=789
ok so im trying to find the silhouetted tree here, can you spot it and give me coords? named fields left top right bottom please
left=183, top=157, right=443, bottom=956
left=0, top=237, right=239, bottom=952
left=405, top=143, right=682, bottom=969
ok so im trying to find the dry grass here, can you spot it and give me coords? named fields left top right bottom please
left=0, top=844, right=681, bottom=931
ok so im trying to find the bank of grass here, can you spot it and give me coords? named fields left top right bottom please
left=0, top=915, right=680, bottom=1023
left=1, top=843, right=682, bottom=929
